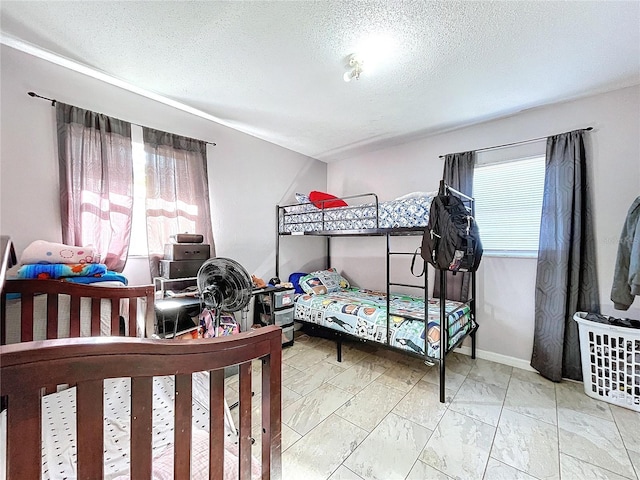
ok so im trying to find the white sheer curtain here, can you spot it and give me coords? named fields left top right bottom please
left=56, top=103, right=133, bottom=272
left=142, top=128, right=215, bottom=279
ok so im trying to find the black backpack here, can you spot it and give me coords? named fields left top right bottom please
left=421, top=194, right=483, bottom=272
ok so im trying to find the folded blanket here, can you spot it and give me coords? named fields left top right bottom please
left=20, top=240, right=99, bottom=265
left=16, top=263, right=108, bottom=280
left=65, top=271, right=128, bottom=285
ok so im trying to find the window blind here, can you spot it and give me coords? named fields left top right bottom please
left=473, top=156, right=545, bottom=254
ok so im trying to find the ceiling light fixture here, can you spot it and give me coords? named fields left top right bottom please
left=343, top=54, right=364, bottom=82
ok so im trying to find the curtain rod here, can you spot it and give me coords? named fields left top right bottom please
left=439, top=127, right=593, bottom=159
left=27, top=91, right=217, bottom=146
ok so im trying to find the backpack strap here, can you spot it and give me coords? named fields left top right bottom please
left=411, top=247, right=426, bottom=277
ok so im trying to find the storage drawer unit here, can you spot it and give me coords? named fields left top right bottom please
left=253, top=286, right=295, bottom=346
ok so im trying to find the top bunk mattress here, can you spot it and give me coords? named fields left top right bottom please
left=279, top=193, right=434, bottom=233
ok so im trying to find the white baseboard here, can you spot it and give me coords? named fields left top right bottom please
left=454, top=345, right=536, bottom=372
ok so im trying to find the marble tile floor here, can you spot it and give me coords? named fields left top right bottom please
left=226, top=333, right=640, bottom=480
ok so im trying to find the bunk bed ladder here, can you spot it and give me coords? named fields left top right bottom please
left=385, top=233, right=430, bottom=364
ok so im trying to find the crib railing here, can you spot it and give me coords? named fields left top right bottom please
left=0, top=326, right=282, bottom=479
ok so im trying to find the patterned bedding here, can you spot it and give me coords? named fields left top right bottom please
left=293, top=287, right=474, bottom=358
left=279, top=194, right=434, bottom=233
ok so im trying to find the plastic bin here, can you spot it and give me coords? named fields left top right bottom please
left=282, top=324, right=294, bottom=346
left=259, top=289, right=295, bottom=309
left=574, top=312, right=640, bottom=412
left=260, top=308, right=294, bottom=327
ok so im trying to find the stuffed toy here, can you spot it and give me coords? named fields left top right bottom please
left=251, top=275, right=267, bottom=288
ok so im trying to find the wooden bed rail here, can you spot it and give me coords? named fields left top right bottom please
left=0, top=279, right=155, bottom=343
left=0, top=325, right=283, bottom=480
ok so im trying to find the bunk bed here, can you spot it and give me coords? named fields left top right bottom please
left=276, top=186, right=478, bottom=403
left=0, top=254, right=282, bottom=479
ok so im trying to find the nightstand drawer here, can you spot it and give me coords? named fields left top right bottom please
left=259, top=289, right=295, bottom=309
left=282, top=324, right=294, bottom=346
left=261, top=308, right=293, bottom=326
left=274, top=308, right=294, bottom=326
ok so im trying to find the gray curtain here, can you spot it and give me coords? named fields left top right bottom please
left=433, top=151, right=476, bottom=302
left=57, top=103, right=133, bottom=272
left=143, top=128, right=215, bottom=279
left=531, top=129, right=600, bottom=382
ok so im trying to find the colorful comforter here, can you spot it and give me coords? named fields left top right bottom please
left=279, top=194, right=434, bottom=233
left=293, top=287, right=474, bottom=358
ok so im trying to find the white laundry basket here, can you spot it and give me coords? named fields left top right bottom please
left=574, top=312, right=640, bottom=412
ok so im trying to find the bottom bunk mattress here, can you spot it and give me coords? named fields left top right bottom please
left=294, top=287, right=474, bottom=358
left=0, top=374, right=258, bottom=479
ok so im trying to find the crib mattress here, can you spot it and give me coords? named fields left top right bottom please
left=0, top=374, right=247, bottom=479
left=293, top=287, right=473, bottom=358
left=280, top=194, right=433, bottom=233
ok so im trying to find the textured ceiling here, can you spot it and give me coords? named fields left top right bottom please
left=1, top=1, right=639, bottom=162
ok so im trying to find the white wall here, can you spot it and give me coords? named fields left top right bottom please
left=2, top=44, right=638, bottom=364
left=328, top=85, right=640, bottom=363
left=0, top=45, right=327, bottom=285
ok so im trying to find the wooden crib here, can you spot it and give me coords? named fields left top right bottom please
left=0, top=278, right=282, bottom=479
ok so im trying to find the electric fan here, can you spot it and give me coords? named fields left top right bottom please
left=197, top=257, right=253, bottom=335
left=196, top=257, right=253, bottom=439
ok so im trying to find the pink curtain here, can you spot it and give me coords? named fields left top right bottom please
left=143, top=128, right=215, bottom=279
left=56, top=103, right=133, bottom=272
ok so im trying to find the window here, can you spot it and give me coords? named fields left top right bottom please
left=128, top=125, right=149, bottom=256
left=473, top=155, right=545, bottom=256
left=127, top=125, right=213, bottom=261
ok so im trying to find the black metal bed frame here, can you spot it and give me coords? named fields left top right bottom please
left=275, top=184, right=478, bottom=403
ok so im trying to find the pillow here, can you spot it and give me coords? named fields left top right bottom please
left=299, top=268, right=350, bottom=295
left=20, top=240, right=99, bottom=265
left=309, top=191, right=348, bottom=209
left=288, top=272, right=308, bottom=294
left=295, top=192, right=311, bottom=204
left=283, top=192, right=318, bottom=214
left=394, top=191, right=438, bottom=201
